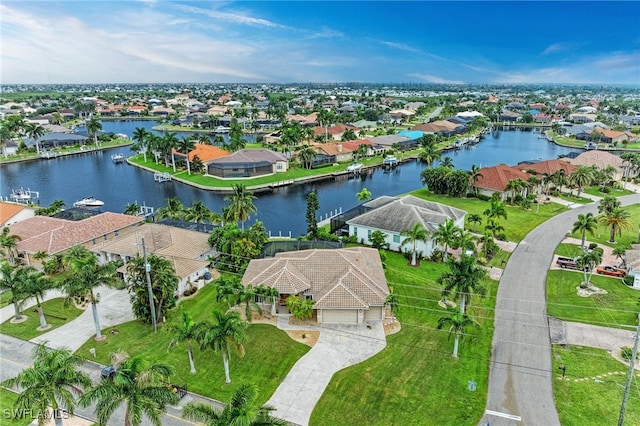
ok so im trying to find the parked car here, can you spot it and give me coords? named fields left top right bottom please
left=595, top=265, right=626, bottom=277
left=100, top=365, right=117, bottom=380
left=556, top=256, right=589, bottom=270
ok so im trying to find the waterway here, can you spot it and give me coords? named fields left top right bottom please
left=0, top=125, right=580, bottom=236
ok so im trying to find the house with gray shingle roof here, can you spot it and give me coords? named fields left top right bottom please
left=346, top=195, right=466, bottom=257
left=242, top=247, right=389, bottom=324
left=205, top=149, right=288, bottom=178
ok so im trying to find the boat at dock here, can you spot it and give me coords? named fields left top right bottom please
left=346, top=163, right=364, bottom=173
left=214, top=126, right=231, bottom=134
left=382, top=155, right=398, bottom=168
left=73, top=196, right=104, bottom=208
left=111, top=153, right=125, bottom=163
left=9, top=188, right=40, bottom=204
left=154, top=172, right=173, bottom=183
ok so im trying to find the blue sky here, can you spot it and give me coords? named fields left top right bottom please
left=2, top=1, right=639, bottom=85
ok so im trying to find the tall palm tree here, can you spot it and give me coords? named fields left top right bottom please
left=484, top=218, right=505, bottom=239
left=297, top=145, right=317, bottom=169
left=385, top=287, right=399, bottom=322
left=255, top=284, right=280, bottom=317
left=576, top=247, right=603, bottom=288
left=2, top=343, right=91, bottom=426
left=418, top=143, right=442, bottom=167
left=453, top=229, right=477, bottom=255
left=20, top=266, right=54, bottom=330
left=61, top=245, right=119, bottom=340
left=184, top=201, right=214, bottom=224
left=79, top=354, right=178, bottom=426
left=214, top=277, right=243, bottom=309
left=468, top=164, right=483, bottom=195
left=123, top=202, right=141, bottom=216
left=182, top=383, right=286, bottom=426
left=467, top=213, right=482, bottom=232
left=236, top=285, right=263, bottom=322
left=0, top=226, right=22, bottom=265
left=0, top=261, right=28, bottom=321
left=196, top=310, right=248, bottom=384
left=483, top=199, right=508, bottom=221
left=440, top=156, right=454, bottom=168
left=156, top=197, right=185, bottom=220
left=132, top=127, right=149, bottom=162
left=569, top=166, right=593, bottom=198
left=25, top=122, right=47, bottom=155
left=437, top=308, right=481, bottom=358
left=598, top=195, right=621, bottom=216
left=168, top=309, right=200, bottom=374
left=432, top=219, right=459, bottom=261
left=400, top=223, right=428, bottom=266
left=86, top=116, right=102, bottom=146
left=356, top=187, right=372, bottom=203
left=598, top=207, right=631, bottom=243
left=438, top=254, right=486, bottom=315
left=612, top=244, right=629, bottom=268
left=224, top=184, right=257, bottom=231
left=571, top=212, right=598, bottom=250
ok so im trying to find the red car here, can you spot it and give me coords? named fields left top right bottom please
left=595, top=266, right=626, bottom=277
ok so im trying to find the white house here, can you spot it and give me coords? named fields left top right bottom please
left=346, top=195, right=467, bottom=257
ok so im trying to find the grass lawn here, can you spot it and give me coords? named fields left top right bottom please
left=546, top=270, right=639, bottom=329
left=555, top=243, right=583, bottom=258
left=310, top=250, right=497, bottom=426
left=75, top=283, right=309, bottom=406
left=0, top=388, right=31, bottom=426
left=0, top=291, right=12, bottom=309
left=552, top=345, right=640, bottom=426
left=569, top=204, right=640, bottom=249
left=486, top=249, right=512, bottom=268
left=412, top=189, right=570, bottom=242
left=0, top=298, right=83, bottom=341
left=582, top=186, right=635, bottom=198
left=556, top=192, right=592, bottom=205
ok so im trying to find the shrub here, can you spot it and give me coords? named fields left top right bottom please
left=621, top=346, right=638, bottom=361
left=495, top=233, right=507, bottom=241
left=429, top=248, right=444, bottom=263
left=623, top=275, right=634, bottom=287
left=476, top=194, right=491, bottom=201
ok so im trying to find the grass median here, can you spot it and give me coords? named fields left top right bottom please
left=0, top=298, right=83, bottom=341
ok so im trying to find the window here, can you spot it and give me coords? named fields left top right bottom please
left=92, top=239, right=96, bottom=245
left=367, top=229, right=372, bottom=239
left=305, top=294, right=313, bottom=301
left=393, top=235, right=400, bottom=243
left=104, top=235, right=107, bottom=241
left=353, top=226, right=358, bottom=235
left=115, top=230, right=119, bottom=237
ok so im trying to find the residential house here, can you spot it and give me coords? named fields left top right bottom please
left=517, top=159, right=577, bottom=177
left=91, top=223, right=217, bottom=296
left=312, top=124, right=360, bottom=141
left=0, top=203, right=35, bottom=227
left=471, top=164, right=532, bottom=201
left=624, top=244, right=640, bottom=289
left=498, top=111, right=522, bottom=122
left=8, top=212, right=143, bottom=268
left=206, top=149, right=288, bottom=178
left=346, top=195, right=466, bottom=257
left=590, top=129, right=635, bottom=145
left=367, top=135, right=411, bottom=150
left=411, top=120, right=464, bottom=137
left=567, top=150, right=625, bottom=180
left=309, top=142, right=354, bottom=165
left=242, top=247, right=389, bottom=324
left=569, top=113, right=597, bottom=123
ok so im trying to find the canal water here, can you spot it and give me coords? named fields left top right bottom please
left=0, top=125, right=580, bottom=236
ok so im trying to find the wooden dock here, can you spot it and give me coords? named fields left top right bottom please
left=154, top=172, right=172, bottom=183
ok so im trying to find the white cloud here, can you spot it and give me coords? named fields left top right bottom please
left=177, top=4, right=287, bottom=29
left=308, top=27, right=344, bottom=39
left=408, top=73, right=465, bottom=84
left=378, top=40, right=420, bottom=53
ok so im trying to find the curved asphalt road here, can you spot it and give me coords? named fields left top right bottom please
left=481, top=193, right=640, bottom=426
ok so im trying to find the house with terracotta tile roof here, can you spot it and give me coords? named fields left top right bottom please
left=172, top=144, right=230, bottom=165
left=242, top=247, right=389, bottom=324
left=8, top=212, right=143, bottom=268
left=91, top=223, right=217, bottom=295
left=206, top=149, right=288, bottom=178
left=517, top=159, right=577, bottom=176
left=312, top=124, right=360, bottom=141
left=589, top=128, right=635, bottom=145
left=0, top=202, right=34, bottom=227
left=411, top=120, right=463, bottom=136
left=472, top=164, right=532, bottom=201
left=567, top=150, right=625, bottom=179
left=346, top=195, right=466, bottom=257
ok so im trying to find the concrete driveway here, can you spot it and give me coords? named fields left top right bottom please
left=267, top=321, right=386, bottom=426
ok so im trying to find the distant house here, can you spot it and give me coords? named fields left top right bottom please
left=471, top=164, right=531, bottom=201
left=309, top=142, right=353, bottom=165
left=91, top=223, right=217, bottom=296
left=498, top=111, right=522, bottom=122
left=568, top=150, right=625, bottom=179
left=346, top=195, right=466, bottom=257
left=26, top=132, right=88, bottom=149
left=8, top=212, right=143, bottom=268
left=206, top=149, right=288, bottom=178
left=0, top=202, right=34, bottom=227
left=242, top=247, right=389, bottom=324
left=569, top=113, right=597, bottom=124
left=590, top=129, right=635, bottom=145
left=517, top=159, right=577, bottom=176
left=412, top=120, right=464, bottom=136
left=624, top=244, right=640, bottom=289
left=367, top=135, right=411, bottom=150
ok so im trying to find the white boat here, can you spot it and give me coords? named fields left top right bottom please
left=73, top=196, right=104, bottom=208
left=111, top=153, right=125, bottom=163
left=214, top=126, right=231, bottom=133
left=383, top=156, right=398, bottom=167
left=347, top=163, right=363, bottom=173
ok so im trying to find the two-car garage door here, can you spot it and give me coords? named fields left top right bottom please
left=322, top=309, right=358, bottom=324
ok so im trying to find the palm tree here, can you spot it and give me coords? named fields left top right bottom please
left=453, top=229, right=477, bottom=256
left=2, top=343, right=92, bottom=426
left=236, top=285, right=263, bottom=322
left=612, top=244, right=629, bottom=268
left=196, top=310, right=248, bottom=384
left=437, top=308, right=481, bottom=358
left=569, top=166, right=593, bottom=198
left=576, top=247, right=603, bottom=288
left=467, top=213, right=482, bottom=232
left=598, top=195, right=621, bottom=216
left=123, top=202, right=140, bottom=216
left=400, top=223, right=428, bottom=266
left=184, top=200, right=214, bottom=223
left=468, top=164, right=483, bottom=195
left=132, top=127, right=149, bottom=162
left=0, top=124, right=13, bottom=158
left=385, top=287, right=399, bottom=322
left=182, top=383, right=286, bottom=426
left=25, top=122, right=47, bottom=155
left=440, top=156, right=454, bottom=168
left=156, top=197, right=185, bottom=220
left=418, top=143, right=442, bottom=167
left=0, top=261, right=28, bottom=321
left=432, top=219, right=459, bottom=261
left=504, top=178, right=527, bottom=203
left=20, top=266, right=53, bottom=330
left=214, top=277, right=243, bottom=309
left=598, top=207, right=631, bottom=243
left=483, top=199, right=508, bottom=221
left=572, top=212, right=598, bottom=251
left=79, top=353, right=178, bottom=426
left=0, top=226, right=22, bottom=265
left=297, top=145, right=317, bottom=169
left=224, top=184, right=257, bottom=231
left=168, top=309, right=200, bottom=374
left=255, top=284, right=280, bottom=317
left=484, top=218, right=505, bottom=239
left=438, top=254, right=486, bottom=315
left=61, top=245, right=119, bottom=340
left=356, top=187, right=372, bottom=203
left=86, top=116, right=102, bottom=146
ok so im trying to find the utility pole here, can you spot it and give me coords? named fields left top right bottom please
left=618, top=313, right=640, bottom=426
left=141, top=237, right=157, bottom=333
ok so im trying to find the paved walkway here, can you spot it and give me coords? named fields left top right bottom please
left=267, top=316, right=386, bottom=426
left=481, top=193, right=640, bottom=426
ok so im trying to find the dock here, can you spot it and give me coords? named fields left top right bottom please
left=154, top=172, right=172, bottom=183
